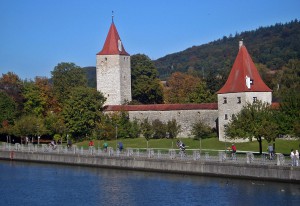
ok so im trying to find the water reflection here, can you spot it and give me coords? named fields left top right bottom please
left=0, top=160, right=299, bottom=206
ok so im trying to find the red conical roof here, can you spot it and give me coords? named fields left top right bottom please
left=217, top=44, right=272, bottom=94
left=97, top=22, right=129, bottom=55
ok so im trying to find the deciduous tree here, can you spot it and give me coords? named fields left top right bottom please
left=62, top=87, right=105, bottom=139
left=131, top=54, right=164, bottom=104
left=0, top=72, right=24, bottom=115
left=51, top=62, right=87, bottom=103
left=225, top=101, right=279, bottom=154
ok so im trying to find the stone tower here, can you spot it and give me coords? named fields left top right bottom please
left=96, top=20, right=131, bottom=105
left=217, top=41, right=272, bottom=141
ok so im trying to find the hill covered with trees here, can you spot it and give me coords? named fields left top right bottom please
left=154, top=20, right=300, bottom=82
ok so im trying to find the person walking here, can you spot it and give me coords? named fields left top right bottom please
left=88, top=140, right=94, bottom=154
left=118, top=142, right=123, bottom=152
left=268, top=144, right=274, bottom=160
left=231, top=144, right=237, bottom=160
left=290, top=149, right=295, bottom=166
left=295, top=150, right=299, bottom=166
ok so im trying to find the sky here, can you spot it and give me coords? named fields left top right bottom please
left=1, top=0, right=300, bottom=80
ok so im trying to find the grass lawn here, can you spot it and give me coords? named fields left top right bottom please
left=75, top=137, right=299, bottom=155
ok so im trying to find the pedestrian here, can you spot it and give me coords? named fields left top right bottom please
left=295, top=150, right=299, bottom=166
left=67, top=139, right=72, bottom=149
left=231, top=144, right=237, bottom=159
left=290, top=149, right=295, bottom=166
left=103, top=142, right=108, bottom=152
left=88, top=140, right=94, bottom=147
left=118, top=142, right=123, bottom=152
left=268, top=144, right=274, bottom=160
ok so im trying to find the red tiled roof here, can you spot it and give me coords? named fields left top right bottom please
left=97, top=22, right=129, bottom=56
left=104, top=103, right=218, bottom=111
left=217, top=45, right=272, bottom=94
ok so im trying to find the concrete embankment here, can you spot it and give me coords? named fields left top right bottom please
left=1, top=150, right=299, bottom=183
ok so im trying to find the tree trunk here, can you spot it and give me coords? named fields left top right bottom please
left=257, top=136, right=262, bottom=154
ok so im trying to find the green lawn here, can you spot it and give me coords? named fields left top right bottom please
left=75, top=137, right=299, bottom=155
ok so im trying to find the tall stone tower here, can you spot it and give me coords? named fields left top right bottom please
left=96, top=19, right=131, bottom=105
left=217, top=41, right=272, bottom=141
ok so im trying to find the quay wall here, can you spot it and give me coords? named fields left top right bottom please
left=1, top=151, right=299, bottom=183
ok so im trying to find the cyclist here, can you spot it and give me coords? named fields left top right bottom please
left=49, top=140, right=57, bottom=150
left=176, top=140, right=186, bottom=155
left=103, top=142, right=108, bottom=152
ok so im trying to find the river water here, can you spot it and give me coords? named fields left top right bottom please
left=0, top=160, right=299, bottom=206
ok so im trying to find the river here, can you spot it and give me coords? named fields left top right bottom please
left=0, top=160, right=299, bottom=206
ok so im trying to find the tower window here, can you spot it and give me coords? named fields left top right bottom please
left=225, top=114, right=228, bottom=120
left=237, top=97, right=241, bottom=104
left=253, top=97, right=257, bottom=102
left=223, top=97, right=227, bottom=104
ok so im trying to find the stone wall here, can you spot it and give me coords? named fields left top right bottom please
left=96, top=55, right=131, bottom=105
left=128, top=109, right=218, bottom=137
left=104, top=104, right=219, bottom=138
left=1, top=151, right=299, bottom=183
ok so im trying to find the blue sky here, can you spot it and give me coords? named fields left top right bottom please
left=1, top=0, right=299, bottom=80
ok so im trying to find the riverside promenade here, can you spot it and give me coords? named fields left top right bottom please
left=1, top=143, right=299, bottom=183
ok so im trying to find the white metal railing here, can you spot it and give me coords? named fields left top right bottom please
left=0, top=142, right=291, bottom=166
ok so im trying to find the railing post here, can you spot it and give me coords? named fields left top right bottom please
left=147, top=149, right=154, bottom=158
left=157, top=150, right=161, bottom=158
left=169, top=149, right=176, bottom=159
left=219, top=151, right=226, bottom=162
left=277, top=153, right=285, bottom=166
left=108, top=147, right=114, bottom=156
left=247, top=152, right=254, bottom=164
left=205, top=152, right=210, bottom=161
left=193, top=150, right=200, bottom=160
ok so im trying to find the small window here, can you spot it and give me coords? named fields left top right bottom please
left=223, top=97, right=227, bottom=104
left=237, top=97, right=241, bottom=104
left=253, top=97, right=257, bottom=102
left=225, top=114, right=228, bottom=120
left=105, top=57, right=107, bottom=61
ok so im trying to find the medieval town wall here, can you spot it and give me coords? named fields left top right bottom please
left=128, top=109, right=218, bottom=138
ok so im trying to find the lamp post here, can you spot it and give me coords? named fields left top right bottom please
left=200, top=136, right=202, bottom=154
left=225, top=134, right=227, bottom=154
left=115, top=124, right=118, bottom=150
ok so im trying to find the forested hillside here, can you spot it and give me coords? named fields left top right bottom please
left=154, top=20, right=300, bottom=81
left=83, top=66, right=96, bottom=88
